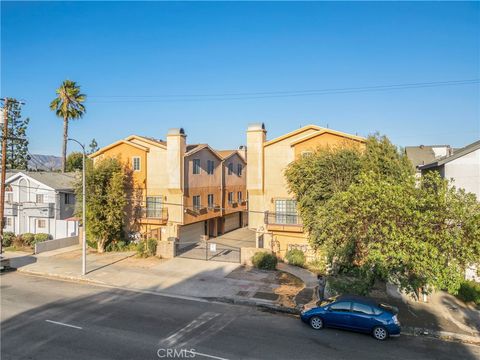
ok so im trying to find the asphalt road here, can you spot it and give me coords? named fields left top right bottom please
left=1, top=272, right=479, bottom=360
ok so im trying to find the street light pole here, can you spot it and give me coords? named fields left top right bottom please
left=68, top=138, right=86, bottom=276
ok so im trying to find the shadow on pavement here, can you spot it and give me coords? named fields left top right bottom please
left=1, top=269, right=479, bottom=360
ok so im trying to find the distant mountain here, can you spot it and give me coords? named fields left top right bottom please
left=28, top=154, right=62, bottom=171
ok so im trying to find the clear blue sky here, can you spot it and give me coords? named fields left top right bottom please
left=1, top=1, right=479, bottom=155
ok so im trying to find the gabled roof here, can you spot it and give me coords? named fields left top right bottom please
left=289, top=128, right=366, bottom=147
left=89, top=139, right=149, bottom=158
left=217, top=150, right=246, bottom=163
left=6, top=171, right=78, bottom=191
left=419, top=140, right=480, bottom=170
left=125, top=135, right=166, bottom=148
left=264, top=125, right=323, bottom=147
left=184, top=144, right=224, bottom=160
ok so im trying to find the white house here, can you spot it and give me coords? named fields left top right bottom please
left=4, top=172, right=79, bottom=239
left=419, top=140, right=480, bottom=282
left=419, top=140, right=480, bottom=200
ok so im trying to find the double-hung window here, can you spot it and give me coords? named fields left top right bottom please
left=274, top=199, right=298, bottom=224
left=193, top=195, right=201, bottom=210
left=207, top=160, right=215, bottom=175
left=193, top=159, right=201, bottom=174
left=132, top=157, right=141, bottom=171
left=228, top=192, right=234, bottom=204
left=237, top=191, right=242, bottom=203
left=237, top=164, right=242, bottom=176
left=146, top=196, right=163, bottom=218
left=36, top=194, right=44, bottom=203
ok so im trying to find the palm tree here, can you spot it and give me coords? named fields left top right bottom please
left=50, top=80, right=86, bottom=172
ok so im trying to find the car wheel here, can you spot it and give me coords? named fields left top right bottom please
left=309, top=316, right=324, bottom=330
left=372, top=326, right=388, bottom=340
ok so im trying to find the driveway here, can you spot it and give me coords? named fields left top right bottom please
left=213, top=227, right=256, bottom=248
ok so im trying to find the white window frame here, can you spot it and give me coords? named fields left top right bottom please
left=37, top=219, right=46, bottom=229
left=207, top=194, right=214, bottom=208
left=193, top=159, right=201, bottom=175
left=193, top=195, right=201, bottom=210
left=132, top=156, right=141, bottom=172
left=6, top=217, right=12, bottom=226
left=36, top=194, right=44, bottom=204
left=6, top=192, right=13, bottom=203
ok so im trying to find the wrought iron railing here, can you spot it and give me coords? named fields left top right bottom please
left=142, top=207, right=168, bottom=220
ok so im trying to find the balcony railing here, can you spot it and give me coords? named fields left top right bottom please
left=264, top=211, right=303, bottom=231
left=141, top=207, right=168, bottom=220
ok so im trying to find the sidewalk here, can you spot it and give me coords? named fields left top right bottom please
left=5, top=249, right=314, bottom=312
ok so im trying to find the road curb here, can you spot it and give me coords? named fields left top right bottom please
left=401, top=326, right=480, bottom=345
left=15, top=268, right=479, bottom=346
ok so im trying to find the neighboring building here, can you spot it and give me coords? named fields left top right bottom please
left=418, top=140, right=480, bottom=199
left=405, top=145, right=453, bottom=173
left=4, top=172, right=79, bottom=239
left=89, top=129, right=247, bottom=245
left=246, top=123, right=366, bottom=259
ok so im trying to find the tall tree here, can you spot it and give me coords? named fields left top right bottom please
left=50, top=80, right=86, bottom=172
left=88, top=138, right=99, bottom=155
left=65, top=152, right=84, bottom=172
left=1, top=100, right=30, bottom=170
left=75, top=158, right=130, bottom=252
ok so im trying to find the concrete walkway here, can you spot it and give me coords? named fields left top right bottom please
left=5, top=249, right=309, bottom=311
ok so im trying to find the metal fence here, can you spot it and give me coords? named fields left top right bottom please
left=175, top=240, right=240, bottom=263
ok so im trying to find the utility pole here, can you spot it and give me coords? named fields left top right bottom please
left=0, top=98, right=10, bottom=255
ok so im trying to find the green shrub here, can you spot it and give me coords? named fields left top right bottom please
left=306, top=257, right=328, bottom=275
left=252, top=252, right=277, bottom=270
left=2, top=232, right=15, bottom=247
left=457, top=280, right=480, bottom=306
left=136, top=239, right=157, bottom=257
left=21, top=233, right=35, bottom=246
left=34, top=233, right=51, bottom=244
left=145, top=239, right=157, bottom=256
left=285, top=249, right=306, bottom=267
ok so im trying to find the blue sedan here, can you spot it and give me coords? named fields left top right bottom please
left=300, top=295, right=401, bottom=340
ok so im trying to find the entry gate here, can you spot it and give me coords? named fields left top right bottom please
left=175, top=240, right=240, bottom=263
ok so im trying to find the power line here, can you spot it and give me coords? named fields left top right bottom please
left=88, top=79, right=479, bottom=103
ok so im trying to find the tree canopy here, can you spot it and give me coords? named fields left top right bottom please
left=66, top=152, right=84, bottom=172
left=285, top=134, right=480, bottom=295
left=50, top=80, right=86, bottom=172
left=1, top=100, right=30, bottom=170
left=76, top=158, right=129, bottom=252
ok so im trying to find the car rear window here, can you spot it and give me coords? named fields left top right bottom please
left=378, top=303, right=399, bottom=315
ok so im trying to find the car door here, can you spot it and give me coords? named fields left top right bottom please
left=322, top=301, right=353, bottom=329
left=350, top=302, right=375, bottom=332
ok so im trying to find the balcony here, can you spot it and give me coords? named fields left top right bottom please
left=140, top=207, right=168, bottom=224
left=264, top=211, right=303, bottom=232
left=22, top=202, right=55, bottom=218
left=4, top=202, right=18, bottom=216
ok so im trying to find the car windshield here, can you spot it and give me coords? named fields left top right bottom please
left=318, top=296, right=339, bottom=307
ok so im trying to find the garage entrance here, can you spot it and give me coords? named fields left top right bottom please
left=174, top=219, right=243, bottom=263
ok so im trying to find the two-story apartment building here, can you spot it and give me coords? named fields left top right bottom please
left=246, top=123, right=365, bottom=259
left=4, top=171, right=79, bottom=239
left=90, top=128, right=247, bottom=246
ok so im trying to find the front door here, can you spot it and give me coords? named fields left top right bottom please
left=323, top=301, right=353, bottom=329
